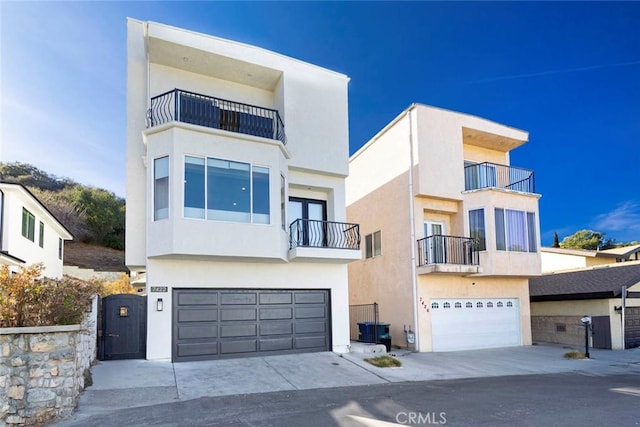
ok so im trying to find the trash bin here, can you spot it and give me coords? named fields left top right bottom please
left=376, top=323, right=390, bottom=340
left=380, top=337, right=392, bottom=352
left=358, top=322, right=375, bottom=343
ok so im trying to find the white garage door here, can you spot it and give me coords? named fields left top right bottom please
left=431, top=298, right=521, bottom=351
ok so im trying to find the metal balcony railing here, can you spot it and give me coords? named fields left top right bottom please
left=289, top=219, right=360, bottom=250
left=147, top=89, right=287, bottom=145
left=417, top=235, right=479, bottom=267
left=464, top=162, right=535, bottom=193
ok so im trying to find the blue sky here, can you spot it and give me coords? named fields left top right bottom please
left=1, top=1, right=639, bottom=245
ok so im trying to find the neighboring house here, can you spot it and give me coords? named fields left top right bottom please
left=346, top=104, right=541, bottom=352
left=126, top=20, right=360, bottom=362
left=541, top=245, right=640, bottom=273
left=529, top=261, right=640, bottom=350
left=0, top=182, right=73, bottom=278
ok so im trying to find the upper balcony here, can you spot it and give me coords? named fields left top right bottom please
left=464, top=162, right=535, bottom=194
left=147, top=89, right=287, bottom=146
left=417, top=235, right=482, bottom=275
left=288, top=219, right=361, bottom=263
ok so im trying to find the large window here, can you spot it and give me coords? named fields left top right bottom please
left=154, top=156, right=169, bottom=220
left=468, top=209, right=486, bottom=251
left=22, top=208, right=35, bottom=242
left=184, top=156, right=270, bottom=224
left=495, top=208, right=537, bottom=252
left=288, top=198, right=326, bottom=246
left=365, top=231, right=382, bottom=259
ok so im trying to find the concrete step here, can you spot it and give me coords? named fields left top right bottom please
left=349, top=341, right=387, bottom=354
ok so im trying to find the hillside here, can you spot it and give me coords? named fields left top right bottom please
left=0, top=162, right=126, bottom=271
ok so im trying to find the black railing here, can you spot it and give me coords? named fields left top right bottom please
left=147, top=89, right=287, bottom=145
left=464, top=162, right=535, bottom=193
left=289, top=219, right=360, bottom=250
left=349, top=303, right=379, bottom=343
left=417, top=235, right=479, bottom=267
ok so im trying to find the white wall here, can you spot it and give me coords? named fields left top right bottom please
left=145, top=258, right=350, bottom=359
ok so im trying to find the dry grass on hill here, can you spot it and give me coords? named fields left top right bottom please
left=63, top=241, right=127, bottom=272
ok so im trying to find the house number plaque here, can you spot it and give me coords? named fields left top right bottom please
left=150, top=286, right=168, bottom=293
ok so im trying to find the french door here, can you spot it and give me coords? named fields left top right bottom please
left=288, top=198, right=326, bottom=247
left=424, top=221, right=446, bottom=264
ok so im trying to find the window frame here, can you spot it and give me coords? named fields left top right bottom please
left=183, top=155, right=271, bottom=225
left=38, top=221, right=44, bottom=248
left=153, top=156, right=170, bottom=221
left=21, top=208, right=35, bottom=242
left=365, top=230, right=382, bottom=259
left=495, top=207, right=537, bottom=253
left=468, top=208, right=486, bottom=251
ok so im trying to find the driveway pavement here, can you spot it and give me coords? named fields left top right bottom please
left=53, top=344, right=640, bottom=426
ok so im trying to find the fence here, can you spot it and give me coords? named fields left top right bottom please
left=349, top=302, right=379, bottom=343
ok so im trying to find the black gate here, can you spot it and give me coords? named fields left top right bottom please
left=101, top=294, right=147, bottom=360
left=591, top=316, right=612, bottom=349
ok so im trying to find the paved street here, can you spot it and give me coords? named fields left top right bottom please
left=56, top=371, right=640, bottom=426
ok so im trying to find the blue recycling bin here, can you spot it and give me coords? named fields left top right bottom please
left=358, top=322, right=391, bottom=343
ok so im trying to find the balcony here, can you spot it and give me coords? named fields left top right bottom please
left=147, top=89, right=287, bottom=145
left=288, top=219, right=362, bottom=263
left=416, top=235, right=482, bottom=275
left=464, top=162, right=535, bottom=193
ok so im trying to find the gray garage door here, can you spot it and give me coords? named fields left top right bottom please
left=173, top=289, right=331, bottom=362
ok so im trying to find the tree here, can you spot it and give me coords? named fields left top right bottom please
left=552, top=232, right=560, bottom=248
left=560, top=230, right=616, bottom=250
left=102, top=273, right=137, bottom=297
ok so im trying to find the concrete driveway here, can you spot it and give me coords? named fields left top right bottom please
left=53, top=344, right=640, bottom=426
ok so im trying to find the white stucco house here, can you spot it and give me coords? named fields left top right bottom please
left=126, top=19, right=360, bottom=362
left=0, top=182, right=73, bottom=278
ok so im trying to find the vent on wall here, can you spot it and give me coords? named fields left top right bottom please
left=556, top=323, right=567, bottom=333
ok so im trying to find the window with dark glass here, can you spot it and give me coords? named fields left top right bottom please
left=38, top=221, right=44, bottom=248
left=288, top=198, right=326, bottom=247
left=365, top=230, right=382, bottom=259
left=21, top=208, right=35, bottom=242
left=468, top=209, right=486, bottom=251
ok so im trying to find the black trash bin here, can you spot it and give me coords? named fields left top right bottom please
left=358, top=322, right=375, bottom=343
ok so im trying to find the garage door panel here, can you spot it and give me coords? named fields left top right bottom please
left=260, top=322, right=293, bottom=336
left=295, top=292, right=326, bottom=304
left=177, top=342, right=218, bottom=357
left=173, top=289, right=330, bottom=361
left=178, top=308, right=218, bottom=322
left=296, top=306, right=325, bottom=319
left=296, top=336, right=327, bottom=349
left=177, top=324, right=217, bottom=340
left=431, top=298, right=521, bottom=351
left=260, top=293, right=293, bottom=304
left=260, top=307, right=293, bottom=320
left=260, top=338, right=293, bottom=352
left=178, top=293, right=218, bottom=306
left=220, top=308, right=256, bottom=321
left=220, top=324, right=257, bottom=338
left=220, top=340, right=257, bottom=355
left=295, top=321, right=326, bottom=334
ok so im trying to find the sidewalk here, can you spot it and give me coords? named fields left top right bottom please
left=53, top=344, right=640, bottom=425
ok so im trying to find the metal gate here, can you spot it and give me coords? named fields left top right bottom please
left=591, top=316, right=611, bottom=349
left=101, top=294, right=147, bottom=360
left=625, top=307, right=640, bottom=349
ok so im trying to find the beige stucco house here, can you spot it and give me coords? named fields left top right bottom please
left=346, top=104, right=541, bottom=352
left=541, top=245, right=640, bottom=273
left=126, top=20, right=360, bottom=362
left=530, top=261, right=640, bottom=350
left=0, top=182, right=73, bottom=278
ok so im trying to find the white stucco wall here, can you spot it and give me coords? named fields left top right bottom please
left=145, top=259, right=350, bottom=360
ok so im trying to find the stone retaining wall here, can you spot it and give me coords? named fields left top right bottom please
left=0, top=297, right=98, bottom=426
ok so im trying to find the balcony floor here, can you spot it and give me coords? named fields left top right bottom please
left=417, top=264, right=482, bottom=276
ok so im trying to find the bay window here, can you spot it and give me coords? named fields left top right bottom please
left=184, top=156, right=270, bottom=224
left=154, top=156, right=169, bottom=220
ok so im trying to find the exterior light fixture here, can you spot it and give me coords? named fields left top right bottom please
left=580, top=315, right=591, bottom=358
left=157, top=298, right=163, bottom=312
